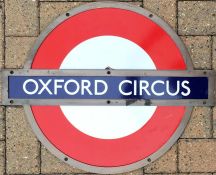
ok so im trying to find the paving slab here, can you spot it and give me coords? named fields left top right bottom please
left=5, top=37, right=36, bottom=68
left=144, top=0, right=176, bottom=30
left=6, top=107, right=40, bottom=174
left=0, top=141, right=4, bottom=175
left=5, top=0, right=38, bottom=36
left=179, top=139, right=216, bottom=172
left=181, top=107, right=211, bottom=138
left=178, top=1, right=216, bottom=35
left=181, top=36, right=211, bottom=69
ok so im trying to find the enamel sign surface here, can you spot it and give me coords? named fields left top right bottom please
left=1, top=2, right=215, bottom=174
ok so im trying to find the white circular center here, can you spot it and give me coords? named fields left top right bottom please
left=60, top=36, right=157, bottom=139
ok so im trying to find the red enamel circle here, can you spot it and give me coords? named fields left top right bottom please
left=30, top=8, right=186, bottom=166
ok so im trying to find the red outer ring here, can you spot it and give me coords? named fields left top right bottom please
left=31, top=8, right=186, bottom=166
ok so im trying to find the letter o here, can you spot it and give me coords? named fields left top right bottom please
left=64, top=80, right=80, bottom=95
left=23, top=79, right=39, bottom=95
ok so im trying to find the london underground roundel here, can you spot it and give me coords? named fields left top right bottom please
left=24, top=2, right=193, bottom=174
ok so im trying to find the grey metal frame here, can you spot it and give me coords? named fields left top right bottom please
left=1, top=69, right=215, bottom=106
left=0, top=1, right=210, bottom=174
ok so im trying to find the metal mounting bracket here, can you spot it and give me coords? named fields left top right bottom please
left=0, top=69, right=215, bottom=106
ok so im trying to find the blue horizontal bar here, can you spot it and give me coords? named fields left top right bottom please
left=8, top=76, right=208, bottom=100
